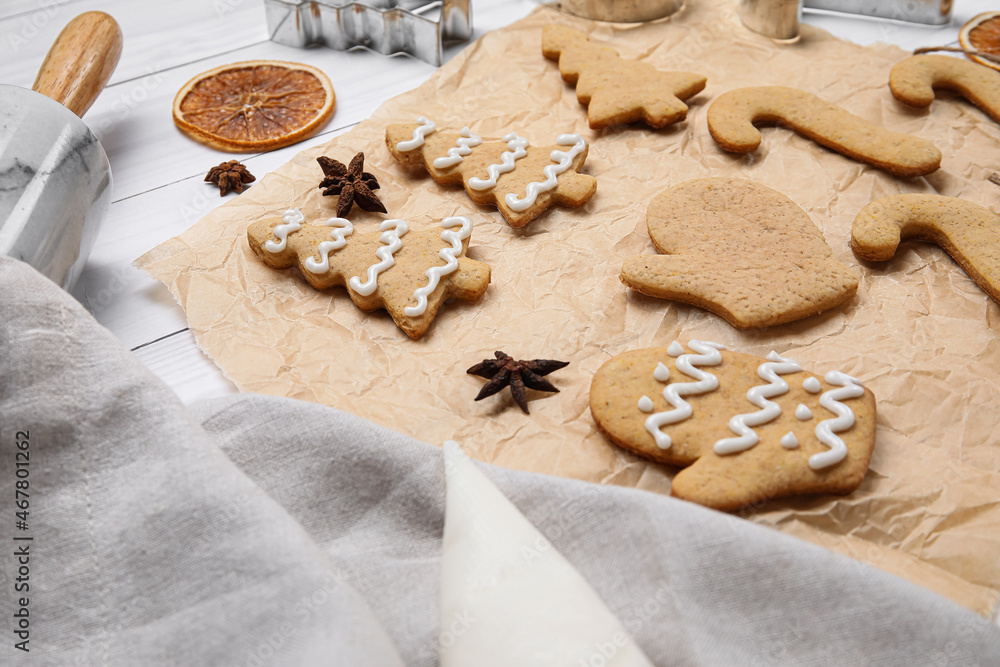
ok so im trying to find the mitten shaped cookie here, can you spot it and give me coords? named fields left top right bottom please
left=590, top=342, right=877, bottom=511
left=247, top=209, right=491, bottom=339
left=621, top=178, right=858, bottom=329
left=541, top=25, right=707, bottom=129
left=386, top=117, right=597, bottom=228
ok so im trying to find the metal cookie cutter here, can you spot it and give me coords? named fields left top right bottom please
left=264, top=0, right=472, bottom=66
left=740, top=0, right=953, bottom=41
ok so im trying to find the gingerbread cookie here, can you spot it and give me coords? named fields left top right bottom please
left=889, top=54, right=1000, bottom=124
left=707, top=86, right=942, bottom=176
left=620, top=178, right=858, bottom=329
left=851, top=193, right=1000, bottom=303
left=247, top=209, right=491, bottom=339
left=541, top=25, right=707, bottom=129
left=590, top=342, right=877, bottom=511
left=386, top=117, right=597, bottom=227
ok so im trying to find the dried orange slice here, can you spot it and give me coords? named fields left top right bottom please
left=959, top=11, right=1000, bottom=71
left=172, top=60, right=335, bottom=152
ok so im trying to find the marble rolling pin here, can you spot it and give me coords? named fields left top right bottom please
left=0, top=11, right=122, bottom=289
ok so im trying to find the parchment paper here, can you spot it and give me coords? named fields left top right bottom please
left=138, top=0, right=1000, bottom=615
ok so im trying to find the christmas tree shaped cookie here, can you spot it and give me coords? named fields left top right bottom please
left=590, top=341, right=877, bottom=511
left=542, top=25, right=707, bottom=129
left=385, top=117, right=597, bottom=228
left=247, top=209, right=491, bottom=339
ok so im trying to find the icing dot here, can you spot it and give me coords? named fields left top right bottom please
left=803, top=377, right=822, bottom=393
left=795, top=404, right=813, bottom=420
left=653, top=362, right=670, bottom=382
left=780, top=432, right=799, bottom=449
left=637, top=396, right=654, bottom=413
left=667, top=341, right=685, bottom=357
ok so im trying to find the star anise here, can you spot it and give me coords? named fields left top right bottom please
left=205, top=160, right=255, bottom=196
left=318, top=152, right=387, bottom=218
left=467, top=351, right=570, bottom=414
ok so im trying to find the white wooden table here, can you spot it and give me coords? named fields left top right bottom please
left=1, top=0, right=992, bottom=404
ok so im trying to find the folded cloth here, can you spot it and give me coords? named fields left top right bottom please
left=1, top=255, right=998, bottom=666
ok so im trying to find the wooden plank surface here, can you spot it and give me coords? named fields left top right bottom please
left=4, top=0, right=994, bottom=408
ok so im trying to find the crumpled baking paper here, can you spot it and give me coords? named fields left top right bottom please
left=138, top=0, right=1000, bottom=615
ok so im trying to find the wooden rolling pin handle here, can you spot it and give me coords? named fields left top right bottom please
left=31, top=11, right=123, bottom=117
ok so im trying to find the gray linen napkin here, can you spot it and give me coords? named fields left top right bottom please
left=1, top=255, right=998, bottom=666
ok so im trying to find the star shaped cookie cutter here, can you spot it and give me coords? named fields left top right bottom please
left=264, top=0, right=472, bottom=66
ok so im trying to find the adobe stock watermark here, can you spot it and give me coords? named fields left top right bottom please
left=6, top=0, right=62, bottom=53
left=214, top=0, right=246, bottom=20
left=86, top=263, right=144, bottom=316
left=577, top=581, right=671, bottom=667
left=94, top=65, right=169, bottom=140
left=243, top=568, right=351, bottom=666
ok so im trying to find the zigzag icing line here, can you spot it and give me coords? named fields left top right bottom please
left=433, top=127, right=483, bottom=169
left=404, top=217, right=473, bottom=317
left=713, top=351, right=802, bottom=456
left=810, top=371, right=865, bottom=470
left=264, top=208, right=305, bottom=253
left=644, top=340, right=725, bottom=450
left=348, top=219, right=410, bottom=296
left=468, top=133, right=530, bottom=191
left=303, top=217, right=354, bottom=274
left=396, top=116, right=437, bottom=151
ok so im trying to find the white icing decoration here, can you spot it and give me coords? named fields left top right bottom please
left=667, top=341, right=685, bottom=357
left=810, top=371, right=865, bottom=470
left=637, top=395, right=654, bottom=413
left=404, top=216, right=473, bottom=317
left=780, top=432, right=799, bottom=449
left=653, top=362, right=670, bottom=382
left=348, top=219, right=410, bottom=296
left=803, top=377, right=822, bottom=394
left=264, top=208, right=304, bottom=253
left=468, top=133, right=530, bottom=191
left=795, top=404, right=813, bottom=421
left=433, top=127, right=483, bottom=169
left=644, top=340, right=725, bottom=450
left=396, top=116, right=436, bottom=151
left=303, top=217, right=354, bottom=274
left=504, top=134, right=587, bottom=213
left=713, top=351, right=802, bottom=456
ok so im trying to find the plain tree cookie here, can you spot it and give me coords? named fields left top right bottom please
left=386, top=117, right=597, bottom=228
left=620, top=178, right=859, bottom=329
left=590, top=341, right=877, bottom=511
left=541, top=25, right=707, bottom=129
left=247, top=209, right=491, bottom=339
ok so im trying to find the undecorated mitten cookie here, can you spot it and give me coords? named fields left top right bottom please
left=386, top=117, right=597, bottom=228
left=589, top=341, right=877, bottom=511
left=542, top=25, right=707, bottom=129
left=620, top=178, right=858, bottom=329
left=247, top=209, right=491, bottom=339
left=851, top=193, right=1000, bottom=303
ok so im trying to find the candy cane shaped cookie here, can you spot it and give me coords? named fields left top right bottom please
left=707, top=86, right=942, bottom=176
left=851, top=193, right=1000, bottom=303
left=889, top=55, right=1000, bottom=124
